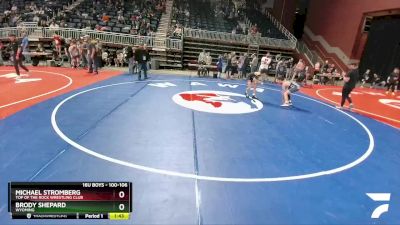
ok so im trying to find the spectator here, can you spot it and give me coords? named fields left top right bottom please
left=126, top=46, right=136, bottom=75
left=68, top=39, right=80, bottom=68
left=242, top=53, right=250, bottom=78
left=80, top=37, right=88, bottom=68
left=101, top=49, right=109, bottom=66
left=49, top=21, right=60, bottom=30
left=259, top=53, right=271, bottom=78
left=53, top=33, right=62, bottom=58
left=87, top=38, right=99, bottom=75
left=250, top=53, right=258, bottom=73
left=21, top=32, right=30, bottom=63
left=0, top=41, right=4, bottom=65
left=102, top=13, right=110, bottom=23
left=198, top=49, right=206, bottom=64
left=33, top=14, right=40, bottom=23
left=117, top=14, right=125, bottom=24
left=11, top=4, right=18, bottom=12
left=114, top=51, right=124, bottom=67
left=216, top=54, right=224, bottom=78
left=225, top=53, right=232, bottom=78
left=135, top=43, right=150, bottom=80
left=205, top=52, right=212, bottom=76
left=230, top=54, right=238, bottom=78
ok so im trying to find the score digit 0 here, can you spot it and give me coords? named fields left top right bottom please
left=119, top=191, right=125, bottom=199
left=119, top=203, right=125, bottom=211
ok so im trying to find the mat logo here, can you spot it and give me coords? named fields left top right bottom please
left=366, top=193, right=391, bottom=219
left=172, top=90, right=263, bottom=114
left=378, top=99, right=400, bottom=110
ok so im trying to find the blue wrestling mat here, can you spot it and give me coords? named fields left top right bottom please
left=0, top=73, right=399, bottom=224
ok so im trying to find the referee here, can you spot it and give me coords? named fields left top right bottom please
left=9, top=34, right=29, bottom=80
left=337, top=63, right=359, bottom=110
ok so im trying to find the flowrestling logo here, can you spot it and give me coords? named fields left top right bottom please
left=172, top=90, right=263, bottom=114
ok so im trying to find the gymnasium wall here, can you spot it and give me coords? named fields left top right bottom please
left=304, top=0, right=400, bottom=65
left=269, top=0, right=297, bottom=33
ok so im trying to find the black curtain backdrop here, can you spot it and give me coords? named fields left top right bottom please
left=360, top=16, right=400, bottom=79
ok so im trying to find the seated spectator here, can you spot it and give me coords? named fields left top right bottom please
left=114, top=51, right=124, bottom=67
left=173, top=24, right=182, bottom=38
left=49, top=21, right=60, bottom=30
left=117, top=14, right=125, bottom=24
left=95, top=24, right=110, bottom=32
left=33, top=14, right=40, bottom=23
left=102, top=13, right=110, bottom=23
left=82, top=13, right=89, bottom=19
left=11, top=4, right=18, bottom=12
left=29, top=2, right=37, bottom=11
left=102, top=50, right=111, bottom=66
left=36, top=43, right=45, bottom=52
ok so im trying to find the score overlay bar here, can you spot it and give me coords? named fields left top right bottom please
left=8, top=182, right=132, bottom=220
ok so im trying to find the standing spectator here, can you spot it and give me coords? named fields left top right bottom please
left=8, top=34, right=29, bottom=80
left=126, top=46, right=136, bottom=75
left=0, top=41, right=4, bottom=66
left=225, top=53, right=232, bottom=79
left=21, top=32, right=30, bottom=64
left=64, top=39, right=71, bottom=66
left=87, top=38, right=98, bottom=75
left=135, top=44, right=150, bottom=80
left=259, top=53, right=271, bottom=81
left=230, top=53, right=238, bottom=79
left=337, top=63, right=359, bottom=110
left=69, top=39, right=80, bottom=68
left=53, top=33, right=62, bottom=59
left=80, top=37, right=88, bottom=68
left=222, top=53, right=228, bottom=76
left=95, top=40, right=103, bottom=69
left=242, top=53, right=250, bottom=79
left=250, top=53, right=258, bottom=73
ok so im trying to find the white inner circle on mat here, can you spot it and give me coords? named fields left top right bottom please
left=172, top=90, right=263, bottom=114
left=51, top=79, right=375, bottom=183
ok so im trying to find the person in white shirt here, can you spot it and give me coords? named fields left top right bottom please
left=49, top=21, right=59, bottom=30
left=258, top=53, right=272, bottom=81
left=11, top=4, right=18, bottom=12
left=33, top=14, right=40, bottom=22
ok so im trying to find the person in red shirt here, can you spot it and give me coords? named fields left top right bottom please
left=53, top=34, right=62, bottom=58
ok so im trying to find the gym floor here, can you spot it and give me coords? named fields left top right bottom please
left=0, top=67, right=399, bottom=225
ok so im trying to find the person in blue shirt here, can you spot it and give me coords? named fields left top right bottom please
left=216, top=54, right=224, bottom=78
left=21, top=32, right=30, bottom=63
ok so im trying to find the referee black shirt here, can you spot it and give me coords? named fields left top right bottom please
left=345, top=68, right=359, bottom=89
left=10, top=39, right=22, bottom=57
